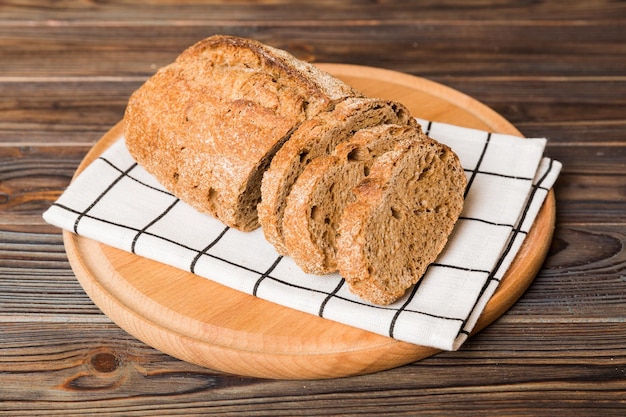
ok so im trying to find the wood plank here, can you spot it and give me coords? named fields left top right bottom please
left=0, top=321, right=623, bottom=415
left=547, top=145, right=626, bottom=175
left=553, top=174, right=626, bottom=224
left=0, top=145, right=90, bottom=224
left=437, top=79, right=626, bottom=129
left=0, top=80, right=137, bottom=132
left=2, top=0, right=626, bottom=22
left=519, top=223, right=626, bottom=319
left=519, top=122, right=626, bottom=144
left=1, top=21, right=624, bottom=77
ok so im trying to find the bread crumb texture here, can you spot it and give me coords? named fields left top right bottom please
left=259, top=97, right=416, bottom=254
left=337, top=138, right=466, bottom=305
left=282, top=124, right=423, bottom=275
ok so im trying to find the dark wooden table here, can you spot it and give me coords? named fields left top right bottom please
left=1, top=1, right=625, bottom=415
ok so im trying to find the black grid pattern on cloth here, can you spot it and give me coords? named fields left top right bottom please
left=456, top=157, right=557, bottom=338
left=72, top=161, right=138, bottom=234
left=385, top=129, right=494, bottom=337
left=51, top=147, right=477, bottom=329
left=44, top=120, right=560, bottom=350
left=54, top=156, right=281, bottom=284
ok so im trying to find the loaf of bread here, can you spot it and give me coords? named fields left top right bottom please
left=282, top=124, right=422, bottom=274
left=336, top=137, right=467, bottom=305
left=124, top=35, right=360, bottom=231
left=124, top=35, right=467, bottom=306
left=258, top=98, right=416, bottom=254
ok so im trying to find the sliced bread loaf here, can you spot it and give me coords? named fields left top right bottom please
left=124, top=35, right=360, bottom=231
left=282, top=124, right=422, bottom=274
left=258, top=98, right=416, bottom=254
left=336, top=136, right=466, bottom=305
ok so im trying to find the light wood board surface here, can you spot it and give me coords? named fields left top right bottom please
left=63, top=64, right=556, bottom=380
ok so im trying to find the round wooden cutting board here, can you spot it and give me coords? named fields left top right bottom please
left=64, top=64, right=556, bottom=380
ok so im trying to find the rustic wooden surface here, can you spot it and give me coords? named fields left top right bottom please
left=0, top=0, right=624, bottom=415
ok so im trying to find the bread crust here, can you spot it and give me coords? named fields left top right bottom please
left=337, top=137, right=467, bottom=305
left=259, top=97, right=416, bottom=253
left=124, top=35, right=359, bottom=231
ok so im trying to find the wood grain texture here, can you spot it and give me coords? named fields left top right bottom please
left=2, top=0, right=626, bottom=21
left=1, top=321, right=624, bottom=415
left=2, top=22, right=625, bottom=78
left=1, top=0, right=625, bottom=414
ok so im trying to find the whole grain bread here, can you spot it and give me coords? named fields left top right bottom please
left=282, top=124, right=422, bottom=274
left=258, top=98, right=416, bottom=254
left=124, top=34, right=467, bottom=306
left=124, top=35, right=361, bottom=231
left=336, top=135, right=467, bottom=305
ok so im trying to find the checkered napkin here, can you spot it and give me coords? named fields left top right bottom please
left=43, top=119, right=561, bottom=351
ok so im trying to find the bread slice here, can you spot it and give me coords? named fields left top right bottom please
left=282, top=124, right=421, bottom=274
left=258, top=98, right=416, bottom=254
left=124, top=35, right=360, bottom=231
left=337, top=135, right=467, bottom=305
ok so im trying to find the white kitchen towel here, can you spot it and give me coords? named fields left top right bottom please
left=43, top=120, right=562, bottom=351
